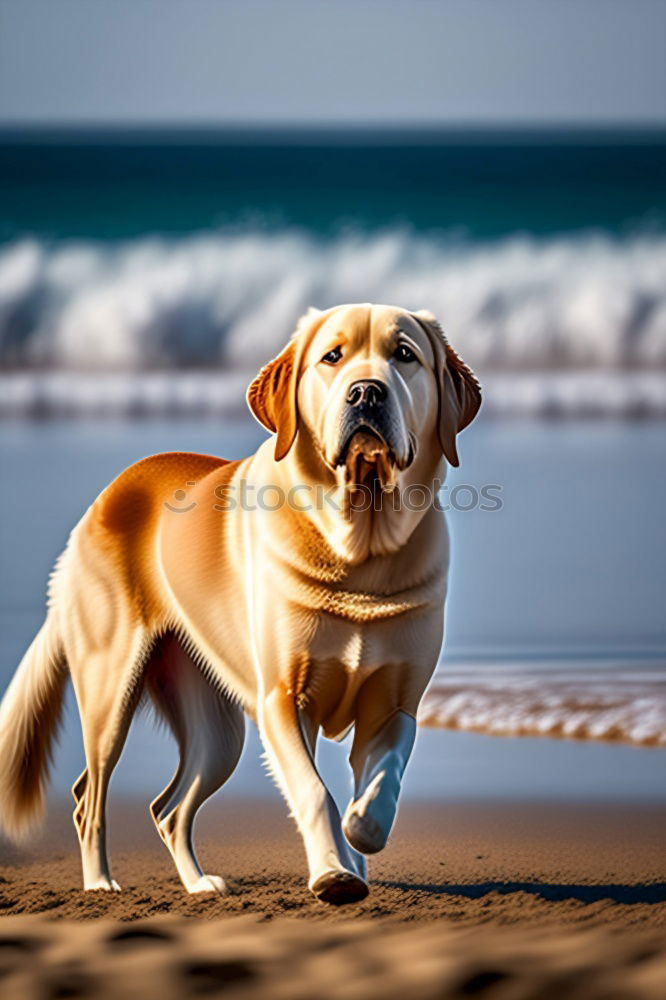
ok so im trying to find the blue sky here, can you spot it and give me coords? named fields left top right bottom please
left=0, top=0, right=664, bottom=125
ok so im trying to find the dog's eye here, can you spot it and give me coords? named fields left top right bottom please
left=394, top=343, right=417, bottom=364
left=321, top=346, right=343, bottom=365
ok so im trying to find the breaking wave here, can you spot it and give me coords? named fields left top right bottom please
left=1, top=228, right=665, bottom=373
left=419, top=663, right=666, bottom=747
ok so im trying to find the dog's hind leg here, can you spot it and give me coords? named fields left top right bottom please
left=69, top=628, right=150, bottom=891
left=146, top=634, right=245, bottom=894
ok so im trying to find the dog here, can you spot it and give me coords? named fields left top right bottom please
left=0, top=303, right=480, bottom=904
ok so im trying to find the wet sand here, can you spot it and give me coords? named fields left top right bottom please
left=1, top=799, right=665, bottom=997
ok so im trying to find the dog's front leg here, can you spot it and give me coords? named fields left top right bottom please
left=343, top=709, right=416, bottom=855
left=258, top=685, right=368, bottom=903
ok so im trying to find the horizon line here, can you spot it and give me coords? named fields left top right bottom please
left=1, top=120, right=665, bottom=146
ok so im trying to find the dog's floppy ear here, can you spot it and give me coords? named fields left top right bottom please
left=247, top=339, right=300, bottom=461
left=414, top=310, right=481, bottom=468
left=246, top=307, right=328, bottom=461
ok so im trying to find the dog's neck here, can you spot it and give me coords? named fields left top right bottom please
left=272, top=428, right=446, bottom=567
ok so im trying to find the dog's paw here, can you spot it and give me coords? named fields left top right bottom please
left=187, top=874, right=228, bottom=894
left=84, top=878, right=121, bottom=892
left=310, top=870, right=369, bottom=905
left=343, top=808, right=386, bottom=855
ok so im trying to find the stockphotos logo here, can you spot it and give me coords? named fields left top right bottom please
left=164, top=481, right=503, bottom=514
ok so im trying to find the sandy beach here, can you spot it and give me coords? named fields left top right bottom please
left=1, top=798, right=664, bottom=997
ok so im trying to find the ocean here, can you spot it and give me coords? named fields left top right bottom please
left=0, top=129, right=665, bottom=802
left=2, top=128, right=666, bottom=241
left=1, top=129, right=665, bottom=417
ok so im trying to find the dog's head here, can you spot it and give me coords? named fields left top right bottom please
left=247, top=303, right=481, bottom=487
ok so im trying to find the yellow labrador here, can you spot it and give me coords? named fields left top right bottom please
left=0, top=303, right=480, bottom=904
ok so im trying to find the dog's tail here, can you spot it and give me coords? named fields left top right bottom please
left=0, top=614, right=67, bottom=841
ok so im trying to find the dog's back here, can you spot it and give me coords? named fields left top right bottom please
left=0, top=450, right=228, bottom=841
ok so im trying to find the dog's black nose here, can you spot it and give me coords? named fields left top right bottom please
left=346, top=379, right=387, bottom=409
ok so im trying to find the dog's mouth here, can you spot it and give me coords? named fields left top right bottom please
left=335, top=425, right=398, bottom=492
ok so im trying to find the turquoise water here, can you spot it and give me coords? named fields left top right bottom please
left=1, top=129, right=665, bottom=240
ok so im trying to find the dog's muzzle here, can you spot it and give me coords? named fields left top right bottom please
left=332, top=380, right=413, bottom=490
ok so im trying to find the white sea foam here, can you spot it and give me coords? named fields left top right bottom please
left=1, top=228, right=665, bottom=370
left=419, top=663, right=666, bottom=746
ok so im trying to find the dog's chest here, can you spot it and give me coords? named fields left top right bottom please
left=311, top=624, right=372, bottom=677
left=289, top=614, right=417, bottom=738
left=297, top=633, right=382, bottom=737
